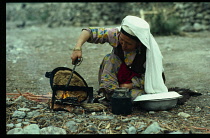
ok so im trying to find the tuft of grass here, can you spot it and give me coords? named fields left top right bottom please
left=149, top=12, right=181, bottom=36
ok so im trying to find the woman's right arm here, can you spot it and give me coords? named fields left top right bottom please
left=71, top=27, right=119, bottom=64
left=71, top=30, right=90, bottom=65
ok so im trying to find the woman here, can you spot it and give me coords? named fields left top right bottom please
left=71, top=15, right=168, bottom=101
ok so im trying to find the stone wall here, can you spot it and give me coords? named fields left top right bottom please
left=6, top=2, right=210, bottom=32
left=174, top=2, right=210, bottom=32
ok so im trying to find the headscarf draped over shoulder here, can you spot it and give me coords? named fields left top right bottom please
left=117, top=15, right=168, bottom=94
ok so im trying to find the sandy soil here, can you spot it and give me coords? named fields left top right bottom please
left=6, top=23, right=210, bottom=93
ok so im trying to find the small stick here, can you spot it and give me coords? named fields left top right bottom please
left=6, top=93, right=20, bottom=95
left=191, top=126, right=210, bottom=131
left=16, top=88, right=22, bottom=95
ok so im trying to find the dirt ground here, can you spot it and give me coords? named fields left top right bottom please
left=6, top=23, right=210, bottom=93
left=6, top=23, right=210, bottom=132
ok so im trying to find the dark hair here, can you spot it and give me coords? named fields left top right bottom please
left=120, top=27, right=140, bottom=42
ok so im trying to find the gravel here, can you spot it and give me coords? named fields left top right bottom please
left=6, top=95, right=210, bottom=134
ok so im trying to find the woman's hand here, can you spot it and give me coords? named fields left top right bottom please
left=119, top=83, right=133, bottom=89
left=71, top=50, right=82, bottom=65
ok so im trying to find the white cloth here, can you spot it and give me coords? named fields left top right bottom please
left=118, top=15, right=168, bottom=94
left=121, top=25, right=135, bottom=36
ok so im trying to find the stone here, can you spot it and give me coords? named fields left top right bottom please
left=26, top=111, right=40, bottom=119
left=12, top=111, right=26, bottom=119
left=122, top=117, right=139, bottom=122
left=86, top=125, right=98, bottom=133
left=7, top=123, right=14, bottom=128
left=18, top=108, right=30, bottom=112
left=195, top=106, right=202, bottom=112
left=103, top=15, right=109, bottom=20
left=17, top=119, right=23, bottom=122
left=141, top=122, right=163, bottom=134
left=6, top=101, right=15, bottom=107
left=126, top=126, right=137, bottom=134
left=98, top=20, right=105, bottom=26
left=169, top=131, right=184, bottom=134
left=89, top=115, right=114, bottom=120
left=65, top=121, right=78, bottom=132
left=193, top=23, right=204, bottom=31
left=15, top=123, right=22, bottom=128
left=30, top=106, right=39, bottom=109
left=91, top=112, right=96, bottom=115
left=14, top=96, right=26, bottom=103
left=195, top=13, right=203, bottom=19
left=115, top=126, right=121, bottom=131
left=89, top=20, right=97, bottom=26
left=37, top=104, right=44, bottom=108
left=149, top=111, right=155, bottom=114
left=100, top=129, right=106, bottom=133
left=137, top=124, right=146, bottom=132
left=40, top=126, right=66, bottom=134
left=22, top=124, right=40, bottom=134
left=204, top=14, right=210, bottom=20
left=74, top=118, right=83, bottom=123
left=22, top=122, right=30, bottom=125
left=121, top=130, right=127, bottom=134
left=7, top=128, right=24, bottom=134
left=178, top=112, right=191, bottom=118
left=180, top=24, right=194, bottom=32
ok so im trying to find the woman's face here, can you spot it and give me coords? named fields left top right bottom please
left=119, top=33, right=141, bottom=52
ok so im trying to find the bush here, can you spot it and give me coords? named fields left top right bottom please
left=149, top=12, right=181, bottom=36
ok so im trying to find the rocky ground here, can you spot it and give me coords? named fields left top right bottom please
left=6, top=23, right=210, bottom=134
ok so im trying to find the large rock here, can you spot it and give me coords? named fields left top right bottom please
left=141, top=122, right=163, bottom=134
left=7, top=128, right=24, bottom=134
left=7, top=124, right=40, bottom=134
left=40, top=126, right=67, bottom=134
left=22, top=124, right=40, bottom=134
left=193, top=23, right=205, bottom=31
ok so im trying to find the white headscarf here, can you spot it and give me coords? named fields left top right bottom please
left=118, top=15, right=168, bottom=94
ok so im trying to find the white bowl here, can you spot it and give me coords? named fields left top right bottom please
left=134, top=91, right=183, bottom=111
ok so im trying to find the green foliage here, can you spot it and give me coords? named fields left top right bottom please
left=149, top=12, right=181, bottom=36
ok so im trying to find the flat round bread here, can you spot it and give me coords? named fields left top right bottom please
left=53, top=70, right=87, bottom=102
